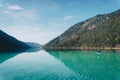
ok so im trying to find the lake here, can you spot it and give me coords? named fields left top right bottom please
left=0, top=50, right=120, bottom=80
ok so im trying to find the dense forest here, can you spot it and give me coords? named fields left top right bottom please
left=44, top=9, right=120, bottom=50
left=0, top=30, right=30, bottom=52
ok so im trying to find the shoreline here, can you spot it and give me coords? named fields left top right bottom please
left=43, top=47, right=120, bottom=51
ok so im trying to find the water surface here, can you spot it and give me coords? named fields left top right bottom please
left=0, top=50, right=120, bottom=80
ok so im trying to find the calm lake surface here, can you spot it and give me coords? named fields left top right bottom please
left=0, top=50, right=120, bottom=80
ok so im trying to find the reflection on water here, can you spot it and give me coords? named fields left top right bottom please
left=0, top=52, right=19, bottom=63
left=0, top=50, right=120, bottom=80
left=0, top=50, right=82, bottom=80
left=48, top=50, right=120, bottom=80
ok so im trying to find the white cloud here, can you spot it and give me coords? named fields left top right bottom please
left=10, top=9, right=38, bottom=22
left=63, top=16, right=73, bottom=20
left=3, top=10, right=11, bottom=14
left=1, top=3, right=37, bottom=21
left=7, top=5, right=23, bottom=10
left=0, top=4, right=23, bottom=14
left=2, top=5, right=38, bottom=22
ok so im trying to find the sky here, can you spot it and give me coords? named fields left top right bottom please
left=0, top=0, right=120, bottom=44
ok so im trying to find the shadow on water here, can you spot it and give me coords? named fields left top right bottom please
left=47, top=50, right=120, bottom=80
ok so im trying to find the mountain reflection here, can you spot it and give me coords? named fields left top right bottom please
left=0, top=47, right=41, bottom=64
left=47, top=50, right=120, bottom=80
left=0, top=50, right=83, bottom=80
left=0, top=52, right=19, bottom=63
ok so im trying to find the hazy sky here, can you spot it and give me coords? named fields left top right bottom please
left=0, top=0, right=120, bottom=44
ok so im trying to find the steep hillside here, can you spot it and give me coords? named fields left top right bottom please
left=44, top=9, right=120, bottom=50
left=0, top=30, right=30, bottom=52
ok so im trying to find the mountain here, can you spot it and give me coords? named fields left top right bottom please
left=44, top=9, right=120, bottom=50
left=0, top=30, right=30, bottom=52
left=26, top=42, right=42, bottom=52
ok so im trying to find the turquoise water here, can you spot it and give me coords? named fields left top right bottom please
left=0, top=50, right=120, bottom=80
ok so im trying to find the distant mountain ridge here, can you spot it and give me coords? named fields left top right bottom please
left=0, top=30, right=30, bottom=52
left=26, top=42, right=42, bottom=52
left=44, top=9, right=120, bottom=50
